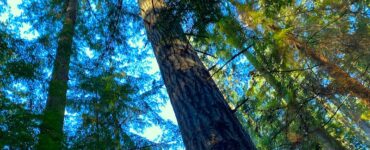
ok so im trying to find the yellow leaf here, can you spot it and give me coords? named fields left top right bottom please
left=288, top=132, right=301, bottom=143
left=360, top=110, right=370, bottom=121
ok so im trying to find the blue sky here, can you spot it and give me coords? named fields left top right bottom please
left=2, top=0, right=178, bottom=143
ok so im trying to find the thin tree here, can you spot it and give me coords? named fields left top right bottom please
left=37, top=0, right=78, bottom=148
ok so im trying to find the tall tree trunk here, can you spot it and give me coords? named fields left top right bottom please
left=139, top=0, right=255, bottom=149
left=37, top=0, right=78, bottom=148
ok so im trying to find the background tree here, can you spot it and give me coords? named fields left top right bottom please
left=37, top=0, right=78, bottom=148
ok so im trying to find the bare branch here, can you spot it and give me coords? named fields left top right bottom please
left=267, top=65, right=320, bottom=74
left=193, top=49, right=216, bottom=58
left=209, top=45, right=253, bottom=77
left=232, top=98, right=250, bottom=113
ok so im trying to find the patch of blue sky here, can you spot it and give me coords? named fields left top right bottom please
left=64, top=107, right=82, bottom=137
left=321, top=78, right=330, bottom=87
left=18, top=23, right=39, bottom=40
left=181, top=12, right=194, bottom=32
left=350, top=3, right=360, bottom=12
left=2, top=81, right=29, bottom=104
left=256, top=24, right=264, bottom=34
left=12, top=82, right=27, bottom=91
left=220, top=1, right=230, bottom=16
left=348, top=15, right=357, bottom=34
left=159, top=91, right=177, bottom=124
left=349, top=73, right=356, bottom=78
left=129, top=125, right=162, bottom=142
left=224, top=1, right=238, bottom=17
left=305, top=0, right=314, bottom=11
left=1, top=0, right=39, bottom=40
left=364, top=6, right=370, bottom=18
left=127, top=30, right=160, bottom=76
left=295, top=0, right=302, bottom=6
left=337, top=53, right=345, bottom=59
left=84, top=47, right=94, bottom=58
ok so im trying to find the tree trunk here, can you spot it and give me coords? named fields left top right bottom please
left=139, top=0, right=255, bottom=149
left=37, top=0, right=78, bottom=148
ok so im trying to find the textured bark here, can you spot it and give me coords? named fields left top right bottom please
left=139, top=0, right=255, bottom=149
left=37, top=0, right=78, bottom=149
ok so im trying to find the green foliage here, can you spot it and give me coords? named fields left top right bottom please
left=68, top=72, right=147, bottom=149
left=5, top=61, right=38, bottom=79
left=0, top=97, right=39, bottom=148
left=261, top=0, right=293, bottom=17
left=216, top=17, right=245, bottom=49
left=188, top=0, right=370, bottom=149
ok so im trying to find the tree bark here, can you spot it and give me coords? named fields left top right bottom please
left=139, top=0, right=255, bottom=149
left=37, top=0, right=78, bottom=148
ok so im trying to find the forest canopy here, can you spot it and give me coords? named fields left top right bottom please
left=0, top=0, right=369, bottom=149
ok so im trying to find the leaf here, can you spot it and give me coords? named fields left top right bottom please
left=360, top=110, right=370, bottom=121
left=287, top=132, right=301, bottom=143
left=5, top=60, right=38, bottom=79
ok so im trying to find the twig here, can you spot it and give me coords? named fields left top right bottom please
left=307, top=6, right=348, bottom=42
left=319, top=100, right=345, bottom=129
left=267, top=65, right=320, bottom=74
left=232, top=98, right=250, bottom=113
left=194, top=49, right=216, bottom=58
left=208, top=45, right=252, bottom=76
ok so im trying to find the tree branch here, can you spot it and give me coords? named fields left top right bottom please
left=232, top=98, right=250, bottom=113
left=267, top=65, right=320, bottom=74
left=193, top=49, right=216, bottom=58
left=209, top=45, right=252, bottom=77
